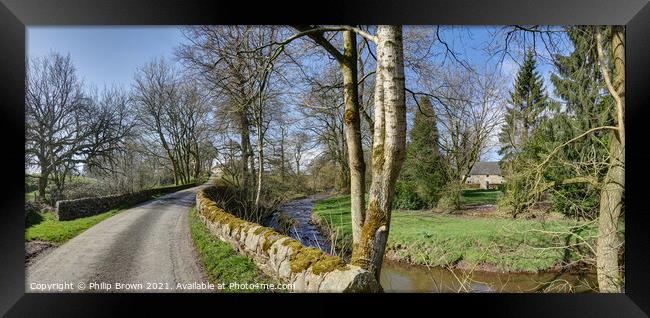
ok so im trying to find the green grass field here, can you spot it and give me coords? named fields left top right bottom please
left=25, top=209, right=122, bottom=244
left=460, top=188, right=503, bottom=205
left=313, top=195, right=605, bottom=272
left=188, top=207, right=277, bottom=292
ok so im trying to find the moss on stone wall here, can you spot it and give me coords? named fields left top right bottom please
left=195, top=187, right=377, bottom=292
left=261, top=229, right=281, bottom=252
left=311, top=254, right=347, bottom=275
left=289, top=246, right=322, bottom=273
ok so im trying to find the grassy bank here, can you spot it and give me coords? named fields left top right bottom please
left=26, top=209, right=121, bottom=244
left=313, top=195, right=603, bottom=273
left=188, top=207, right=276, bottom=292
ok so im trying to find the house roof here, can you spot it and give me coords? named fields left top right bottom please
left=469, top=161, right=502, bottom=175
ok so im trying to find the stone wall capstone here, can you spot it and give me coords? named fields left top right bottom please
left=196, top=186, right=381, bottom=293
left=55, top=183, right=196, bottom=221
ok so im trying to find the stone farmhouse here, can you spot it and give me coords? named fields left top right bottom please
left=464, top=161, right=505, bottom=189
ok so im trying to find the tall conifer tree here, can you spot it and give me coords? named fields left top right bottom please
left=498, top=49, right=549, bottom=164
left=543, top=26, right=613, bottom=219
left=394, top=97, right=444, bottom=208
left=498, top=49, right=548, bottom=215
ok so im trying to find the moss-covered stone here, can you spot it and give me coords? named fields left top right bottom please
left=281, top=238, right=304, bottom=250
left=261, top=229, right=281, bottom=252
left=311, top=254, right=348, bottom=275
left=289, top=246, right=322, bottom=273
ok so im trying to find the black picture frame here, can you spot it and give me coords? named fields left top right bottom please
left=1, top=0, right=649, bottom=316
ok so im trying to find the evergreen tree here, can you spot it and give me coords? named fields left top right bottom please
left=498, top=49, right=549, bottom=164
left=543, top=26, right=613, bottom=219
left=551, top=27, right=613, bottom=131
left=500, top=28, right=613, bottom=219
left=408, top=96, right=440, bottom=165
left=498, top=49, right=549, bottom=216
left=394, top=97, right=444, bottom=209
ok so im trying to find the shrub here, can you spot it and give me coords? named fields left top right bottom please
left=392, top=181, right=425, bottom=210
left=436, top=182, right=463, bottom=210
left=549, top=184, right=600, bottom=219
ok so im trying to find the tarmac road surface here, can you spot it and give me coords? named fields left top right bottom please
left=26, top=185, right=211, bottom=293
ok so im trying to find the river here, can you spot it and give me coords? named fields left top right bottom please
left=266, top=195, right=598, bottom=293
left=265, top=195, right=332, bottom=253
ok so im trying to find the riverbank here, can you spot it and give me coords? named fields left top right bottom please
left=312, top=195, right=601, bottom=273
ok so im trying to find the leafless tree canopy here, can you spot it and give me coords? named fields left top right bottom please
left=26, top=53, right=134, bottom=202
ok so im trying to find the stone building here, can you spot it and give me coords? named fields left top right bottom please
left=463, top=161, right=504, bottom=189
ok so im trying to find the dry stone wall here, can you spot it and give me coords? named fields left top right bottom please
left=196, top=186, right=380, bottom=293
left=55, top=183, right=196, bottom=221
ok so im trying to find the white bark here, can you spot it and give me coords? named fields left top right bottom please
left=352, top=25, right=407, bottom=281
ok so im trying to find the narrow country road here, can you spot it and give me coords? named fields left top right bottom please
left=26, top=185, right=211, bottom=293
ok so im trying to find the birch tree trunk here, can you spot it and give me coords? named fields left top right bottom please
left=596, top=25, right=625, bottom=293
left=351, top=25, right=407, bottom=281
left=341, top=30, right=367, bottom=246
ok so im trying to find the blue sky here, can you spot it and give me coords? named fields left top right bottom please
left=27, top=26, right=566, bottom=162
left=27, top=26, right=560, bottom=92
left=28, top=26, right=184, bottom=91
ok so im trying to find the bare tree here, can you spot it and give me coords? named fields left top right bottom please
left=26, top=53, right=133, bottom=202
left=178, top=26, right=257, bottom=193
left=269, top=112, right=291, bottom=182
left=246, top=28, right=285, bottom=209
left=178, top=26, right=287, bottom=212
left=281, top=26, right=368, bottom=245
left=299, top=66, right=350, bottom=192
left=289, top=131, right=313, bottom=178
left=264, top=25, right=456, bottom=279
left=132, top=58, right=210, bottom=185
left=430, top=66, right=505, bottom=208
left=26, top=53, right=84, bottom=201
left=132, top=58, right=182, bottom=184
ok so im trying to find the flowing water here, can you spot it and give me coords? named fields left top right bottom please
left=265, top=195, right=332, bottom=253
left=267, top=196, right=598, bottom=293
